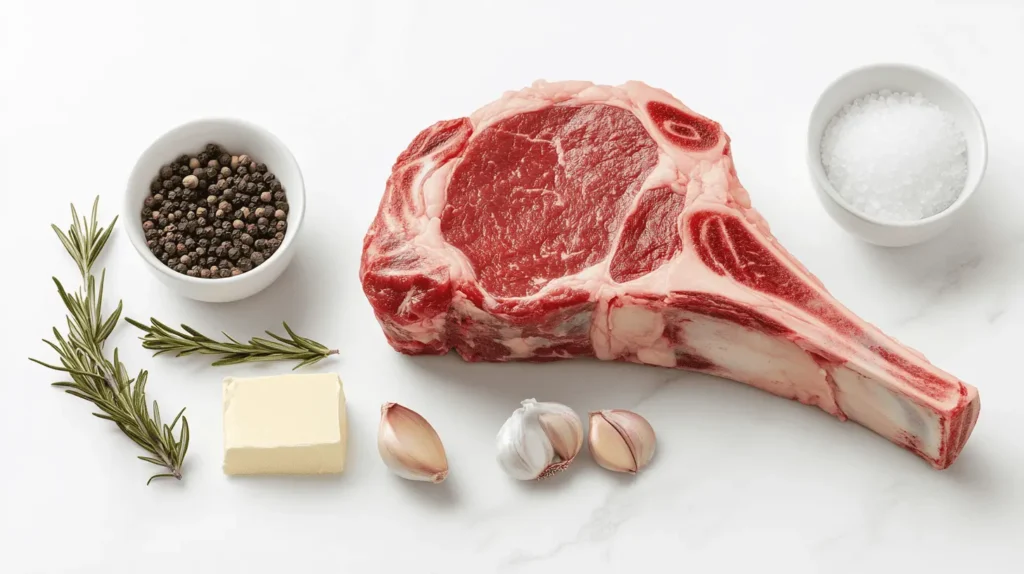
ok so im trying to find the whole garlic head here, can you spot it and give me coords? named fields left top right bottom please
left=588, top=409, right=656, bottom=474
left=496, top=399, right=583, bottom=480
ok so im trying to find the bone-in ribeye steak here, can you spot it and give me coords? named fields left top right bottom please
left=360, top=80, right=980, bottom=469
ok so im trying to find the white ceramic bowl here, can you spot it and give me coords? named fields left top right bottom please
left=807, top=63, right=987, bottom=247
left=124, top=118, right=305, bottom=303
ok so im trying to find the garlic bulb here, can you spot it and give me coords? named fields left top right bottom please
left=496, top=399, right=583, bottom=480
left=588, top=409, right=656, bottom=474
left=378, top=403, right=449, bottom=483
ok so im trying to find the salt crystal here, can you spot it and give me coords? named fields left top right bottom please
left=820, top=90, right=968, bottom=222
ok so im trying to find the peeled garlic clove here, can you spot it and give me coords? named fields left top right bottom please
left=496, top=399, right=583, bottom=480
left=378, top=402, right=449, bottom=483
left=589, top=409, right=656, bottom=474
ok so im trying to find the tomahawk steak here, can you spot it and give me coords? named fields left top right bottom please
left=359, top=80, right=980, bottom=469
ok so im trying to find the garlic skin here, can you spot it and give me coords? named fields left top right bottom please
left=496, top=399, right=583, bottom=480
left=378, top=403, right=448, bottom=483
left=588, top=410, right=656, bottom=474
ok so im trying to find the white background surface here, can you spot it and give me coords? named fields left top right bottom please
left=2, top=1, right=1023, bottom=572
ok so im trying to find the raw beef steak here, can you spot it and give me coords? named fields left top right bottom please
left=360, top=80, right=980, bottom=469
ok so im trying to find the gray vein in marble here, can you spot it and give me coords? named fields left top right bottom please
left=499, top=482, right=635, bottom=571
left=891, top=252, right=984, bottom=327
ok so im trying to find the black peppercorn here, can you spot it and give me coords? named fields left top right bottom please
left=143, top=144, right=286, bottom=279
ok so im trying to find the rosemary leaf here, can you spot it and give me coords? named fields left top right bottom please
left=29, top=198, right=188, bottom=484
left=127, top=318, right=338, bottom=369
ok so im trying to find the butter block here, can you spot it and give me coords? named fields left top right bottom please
left=223, top=373, right=347, bottom=475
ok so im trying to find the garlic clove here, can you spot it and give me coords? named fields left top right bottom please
left=496, top=399, right=583, bottom=480
left=589, top=409, right=656, bottom=474
left=378, top=402, right=448, bottom=483
left=538, top=403, right=584, bottom=463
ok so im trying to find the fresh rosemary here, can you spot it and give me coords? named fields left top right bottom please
left=125, top=318, right=338, bottom=370
left=29, top=198, right=189, bottom=485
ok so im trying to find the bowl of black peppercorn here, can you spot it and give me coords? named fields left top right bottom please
left=124, top=118, right=305, bottom=302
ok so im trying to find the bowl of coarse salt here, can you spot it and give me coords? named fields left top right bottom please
left=807, top=63, right=987, bottom=247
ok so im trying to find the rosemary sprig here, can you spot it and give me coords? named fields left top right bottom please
left=29, top=198, right=189, bottom=485
left=125, top=318, right=338, bottom=370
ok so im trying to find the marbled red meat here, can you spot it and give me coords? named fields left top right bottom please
left=359, top=80, right=980, bottom=469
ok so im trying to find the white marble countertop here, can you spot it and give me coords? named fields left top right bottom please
left=3, top=1, right=1023, bottom=572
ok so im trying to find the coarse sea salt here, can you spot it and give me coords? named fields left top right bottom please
left=820, top=89, right=968, bottom=223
